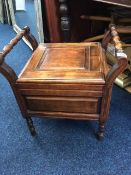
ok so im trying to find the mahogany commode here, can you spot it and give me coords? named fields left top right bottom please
left=0, top=25, right=127, bottom=140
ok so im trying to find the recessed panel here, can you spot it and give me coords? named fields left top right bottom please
left=37, top=47, right=89, bottom=70
left=26, top=96, right=99, bottom=114
left=18, top=43, right=107, bottom=84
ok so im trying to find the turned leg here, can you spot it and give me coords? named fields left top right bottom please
left=26, top=117, right=36, bottom=136
left=97, top=86, right=112, bottom=141
left=96, top=122, right=105, bottom=141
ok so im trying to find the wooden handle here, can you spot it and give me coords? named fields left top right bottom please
left=0, top=26, right=38, bottom=64
left=110, top=24, right=122, bottom=51
left=102, top=24, right=127, bottom=56
left=109, top=24, right=128, bottom=61
left=102, top=24, right=128, bottom=87
left=1, top=27, right=29, bottom=58
left=0, top=26, right=38, bottom=89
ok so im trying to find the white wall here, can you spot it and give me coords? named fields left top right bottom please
left=15, top=0, right=26, bottom=11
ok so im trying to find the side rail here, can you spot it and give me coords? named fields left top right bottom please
left=102, top=24, right=128, bottom=87
left=0, top=26, right=38, bottom=85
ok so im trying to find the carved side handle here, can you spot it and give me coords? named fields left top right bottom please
left=0, top=26, right=38, bottom=87
left=102, top=24, right=128, bottom=87
left=110, top=24, right=126, bottom=57
left=0, top=26, right=38, bottom=64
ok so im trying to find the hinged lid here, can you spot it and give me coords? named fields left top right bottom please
left=18, top=43, right=108, bottom=84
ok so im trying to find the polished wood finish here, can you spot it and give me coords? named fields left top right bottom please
left=0, top=25, right=127, bottom=140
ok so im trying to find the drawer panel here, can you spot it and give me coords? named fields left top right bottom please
left=16, top=83, right=104, bottom=91
left=25, top=96, right=101, bottom=114
left=20, top=89, right=103, bottom=97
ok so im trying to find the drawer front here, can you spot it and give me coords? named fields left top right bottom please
left=20, top=89, right=103, bottom=97
left=25, top=96, right=101, bottom=114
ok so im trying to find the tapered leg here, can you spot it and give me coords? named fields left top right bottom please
left=96, top=122, right=105, bottom=141
left=26, top=117, right=36, bottom=136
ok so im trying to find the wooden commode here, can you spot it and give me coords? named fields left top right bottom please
left=17, top=43, right=106, bottom=119
left=0, top=25, right=127, bottom=140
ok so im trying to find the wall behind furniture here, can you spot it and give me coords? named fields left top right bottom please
left=15, top=0, right=25, bottom=10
